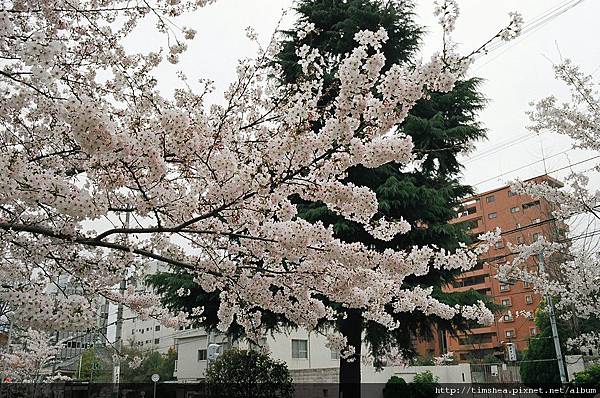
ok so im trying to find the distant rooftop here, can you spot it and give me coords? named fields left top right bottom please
left=466, top=174, right=563, bottom=202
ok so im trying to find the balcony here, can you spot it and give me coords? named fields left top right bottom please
left=461, top=325, right=497, bottom=334
left=450, top=341, right=500, bottom=351
left=451, top=274, right=490, bottom=292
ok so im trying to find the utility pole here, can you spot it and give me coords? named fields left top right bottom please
left=538, top=250, right=567, bottom=383
left=51, top=330, right=59, bottom=376
left=112, top=212, right=129, bottom=394
left=112, top=279, right=126, bottom=383
left=6, top=318, right=12, bottom=348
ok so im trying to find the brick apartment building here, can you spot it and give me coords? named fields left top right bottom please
left=415, top=174, right=568, bottom=362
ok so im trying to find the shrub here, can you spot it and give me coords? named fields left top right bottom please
left=205, top=349, right=293, bottom=398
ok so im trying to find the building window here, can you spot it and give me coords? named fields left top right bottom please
left=505, top=330, right=516, bottom=338
left=155, top=325, right=160, bottom=332
left=531, top=218, right=541, bottom=225
left=155, top=338, right=160, bottom=344
left=500, top=283, right=510, bottom=292
left=501, top=298, right=511, bottom=307
left=486, top=195, right=495, bottom=203
left=467, top=218, right=480, bottom=230
left=523, top=281, right=532, bottom=289
left=525, top=295, right=533, bottom=305
left=510, top=206, right=520, bottom=213
left=523, top=200, right=540, bottom=209
left=453, top=274, right=487, bottom=288
left=530, top=327, right=537, bottom=336
left=132, top=330, right=135, bottom=335
left=503, top=314, right=514, bottom=322
left=292, top=339, right=308, bottom=359
left=488, top=212, right=497, bottom=219
left=458, top=333, right=497, bottom=346
left=495, top=241, right=505, bottom=249
left=331, top=349, right=340, bottom=360
left=508, top=190, right=517, bottom=197
left=516, top=236, right=524, bottom=244
left=532, top=232, right=541, bottom=241
left=198, top=349, right=207, bottom=361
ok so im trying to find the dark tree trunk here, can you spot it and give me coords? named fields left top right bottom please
left=338, top=309, right=362, bottom=398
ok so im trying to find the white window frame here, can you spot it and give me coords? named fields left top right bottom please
left=292, top=339, right=308, bottom=359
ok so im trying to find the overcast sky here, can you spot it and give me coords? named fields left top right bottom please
left=130, top=0, right=600, bottom=194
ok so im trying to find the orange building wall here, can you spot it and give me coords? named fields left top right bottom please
left=415, top=175, right=566, bottom=362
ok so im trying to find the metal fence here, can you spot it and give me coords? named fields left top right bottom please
left=470, top=363, right=522, bottom=383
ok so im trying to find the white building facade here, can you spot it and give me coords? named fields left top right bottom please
left=172, top=327, right=342, bottom=382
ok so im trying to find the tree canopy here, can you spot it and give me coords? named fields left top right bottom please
left=205, top=349, right=293, bottom=398
left=120, top=348, right=176, bottom=384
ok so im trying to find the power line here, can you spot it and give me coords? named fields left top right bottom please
left=546, top=155, right=600, bottom=174
left=471, top=149, right=575, bottom=186
left=486, top=0, right=584, bottom=54
left=464, top=133, right=538, bottom=165
left=472, top=0, right=586, bottom=72
left=471, top=151, right=600, bottom=188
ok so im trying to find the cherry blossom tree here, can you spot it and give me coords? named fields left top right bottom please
left=498, top=60, right=600, bottom=353
left=0, top=328, right=60, bottom=382
left=0, top=0, right=522, bottom=379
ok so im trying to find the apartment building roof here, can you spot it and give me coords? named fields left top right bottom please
left=464, top=174, right=563, bottom=203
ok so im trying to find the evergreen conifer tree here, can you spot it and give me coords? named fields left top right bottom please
left=149, top=2, right=491, bottom=396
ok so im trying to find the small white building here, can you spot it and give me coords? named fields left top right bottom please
left=171, top=325, right=474, bottom=385
left=108, top=262, right=470, bottom=385
left=172, top=327, right=343, bottom=382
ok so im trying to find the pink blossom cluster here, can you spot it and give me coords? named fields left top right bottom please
left=0, top=0, right=523, bottom=358
left=0, top=329, right=60, bottom=382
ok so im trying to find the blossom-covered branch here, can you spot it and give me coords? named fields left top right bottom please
left=1, top=0, right=517, bottom=347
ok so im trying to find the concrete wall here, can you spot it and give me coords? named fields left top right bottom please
left=263, top=329, right=341, bottom=370
left=290, top=364, right=472, bottom=384
left=363, top=364, right=471, bottom=384
left=173, top=329, right=231, bottom=382
left=174, top=333, right=208, bottom=382
left=173, top=328, right=344, bottom=382
left=290, top=368, right=338, bottom=383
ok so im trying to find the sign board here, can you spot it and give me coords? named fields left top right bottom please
left=506, top=342, right=517, bottom=362
left=490, top=365, right=498, bottom=376
left=113, top=364, right=120, bottom=384
left=151, top=373, right=160, bottom=383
